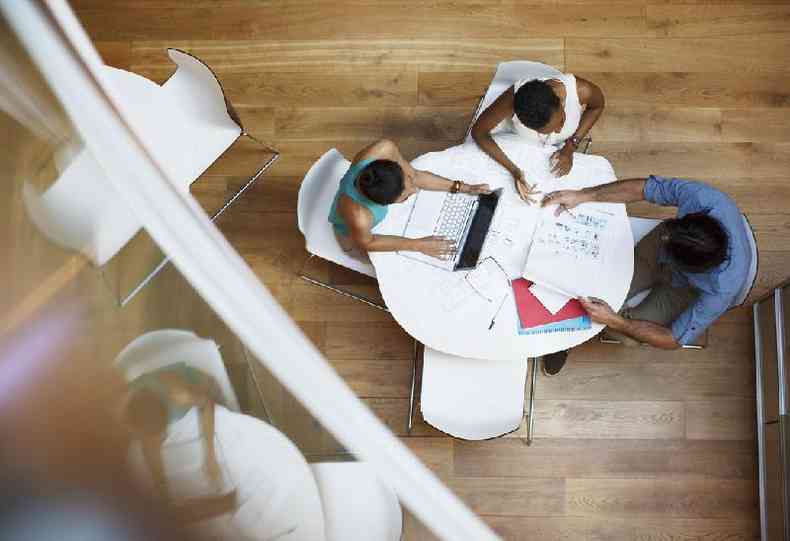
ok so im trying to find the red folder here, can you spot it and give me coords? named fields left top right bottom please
left=512, top=278, right=588, bottom=330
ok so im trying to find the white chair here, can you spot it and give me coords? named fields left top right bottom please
left=23, top=48, right=279, bottom=306
left=297, top=148, right=387, bottom=311
left=310, top=462, right=402, bottom=541
left=412, top=347, right=535, bottom=443
left=602, top=215, right=759, bottom=348
left=115, top=329, right=242, bottom=411
left=465, top=60, right=592, bottom=152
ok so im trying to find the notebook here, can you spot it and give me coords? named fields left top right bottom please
left=512, top=278, right=590, bottom=335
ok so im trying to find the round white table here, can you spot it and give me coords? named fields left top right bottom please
left=370, top=135, right=634, bottom=360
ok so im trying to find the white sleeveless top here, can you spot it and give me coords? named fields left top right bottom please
left=512, top=73, right=582, bottom=148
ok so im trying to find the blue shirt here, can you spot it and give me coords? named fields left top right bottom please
left=644, top=175, right=752, bottom=345
left=328, top=158, right=388, bottom=236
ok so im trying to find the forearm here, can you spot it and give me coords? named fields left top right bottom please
left=142, top=439, right=170, bottom=499
left=580, top=178, right=647, bottom=204
left=199, top=403, right=217, bottom=463
left=608, top=316, right=680, bottom=350
left=414, top=170, right=482, bottom=194
left=571, top=104, right=604, bottom=143
left=178, top=491, right=237, bottom=523
left=471, top=131, right=520, bottom=178
left=413, top=169, right=454, bottom=191
left=362, top=234, right=423, bottom=253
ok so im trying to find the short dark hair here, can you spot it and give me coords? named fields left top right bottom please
left=124, top=389, right=168, bottom=436
left=664, top=212, right=728, bottom=273
left=358, top=159, right=404, bottom=205
left=513, top=80, right=561, bottom=130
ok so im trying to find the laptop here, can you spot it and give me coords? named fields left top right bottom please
left=399, top=188, right=503, bottom=271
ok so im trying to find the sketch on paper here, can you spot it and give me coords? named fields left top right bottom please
left=534, top=212, right=609, bottom=264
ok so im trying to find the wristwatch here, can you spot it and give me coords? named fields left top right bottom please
left=450, top=180, right=462, bottom=194
left=570, top=136, right=581, bottom=149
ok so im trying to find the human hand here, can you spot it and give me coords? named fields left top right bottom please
left=463, top=182, right=492, bottom=195
left=512, top=170, right=541, bottom=204
left=578, top=297, right=622, bottom=327
left=542, top=189, right=589, bottom=216
left=417, top=236, right=456, bottom=259
left=550, top=144, right=574, bottom=177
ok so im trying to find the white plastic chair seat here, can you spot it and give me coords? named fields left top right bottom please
left=421, top=347, right=528, bottom=440
left=196, top=409, right=327, bottom=541
left=114, top=329, right=240, bottom=412
left=103, top=56, right=241, bottom=191
left=297, top=148, right=377, bottom=279
left=465, top=60, right=564, bottom=141
left=23, top=51, right=243, bottom=268
left=310, top=462, right=402, bottom=541
left=23, top=148, right=141, bottom=266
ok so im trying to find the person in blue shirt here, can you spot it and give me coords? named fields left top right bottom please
left=329, top=139, right=491, bottom=260
left=538, top=175, right=753, bottom=376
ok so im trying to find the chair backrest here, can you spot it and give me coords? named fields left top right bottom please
left=297, top=148, right=349, bottom=236
left=115, top=329, right=240, bottom=411
left=735, top=213, right=759, bottom=306
left=295, top=149, right=377, bottom=278
left=466, top=60, right=564, bottom=140
left=162, top=48, right=241, bottom=131
left=628, top=215, right=759, bottom=307
left=629, top=216, right=661, bottom=245
left=421, top=348, right=528, bottom=440
left=22, top=148, right=142, bottom=266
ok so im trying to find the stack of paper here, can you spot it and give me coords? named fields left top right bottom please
left=512, top=278, right=590, bottom=335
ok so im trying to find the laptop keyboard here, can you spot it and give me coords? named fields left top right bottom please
left=434, top=193, right=476, bottom=253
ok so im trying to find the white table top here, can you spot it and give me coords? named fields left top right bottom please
left=370, top=135, right=633, bottom=360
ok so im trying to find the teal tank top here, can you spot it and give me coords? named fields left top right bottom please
left=128, top=362, right=213, bottom=425
left=328, top=158, right=389, bottom=236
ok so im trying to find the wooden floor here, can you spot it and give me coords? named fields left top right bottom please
left=60, top=1, right=790, bottom=539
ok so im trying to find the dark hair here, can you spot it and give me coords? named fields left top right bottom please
left=358, top=159, right=404, bottom=205
left=664, top=212, right=728, bottom=273
left=513, top=80, right=561, bottom=130
left=125, top=389, right=168, bottom=436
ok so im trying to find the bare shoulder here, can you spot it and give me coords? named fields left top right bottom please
left=573, top=75, right=604, bottom=105
left=354, top=138, right=398, bottom=163
left=337, top=192, right=373, bottom=224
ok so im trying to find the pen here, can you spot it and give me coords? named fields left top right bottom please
left=488, top=291, right=508, bottom=330
left=559, top=204, right=576, bottom=219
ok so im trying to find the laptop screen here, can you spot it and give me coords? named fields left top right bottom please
left=455, top=189, right=501, bottom=270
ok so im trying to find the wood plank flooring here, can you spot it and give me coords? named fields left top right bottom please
left=65, top=1, right=790, bottom=539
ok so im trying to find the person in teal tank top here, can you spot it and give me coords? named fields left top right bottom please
left=123, top=363, right=236, bottom=517
left=329, top=139, right=492, bottom=259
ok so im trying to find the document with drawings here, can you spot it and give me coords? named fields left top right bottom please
left=522, top=206, right=615, bottom=299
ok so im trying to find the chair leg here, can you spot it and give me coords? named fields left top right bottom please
left=298, top=254, right=389, bottom=312
left=407, top=340, right=419, bottom=434
left=241, top=346, right=273, bottom=423
left=118, top=137, right=279, bottom=307
left=210, top=139, right=279, bottom=222
left=581, top=135, right=593, bottom=155
left=525, top=357, right=538, bottom=446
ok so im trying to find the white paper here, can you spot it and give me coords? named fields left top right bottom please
left=465, top=258, right=509, bottom=303
left=529, top=283, right=570, bottom=315
left=438, top=274, right=475, bottom=311
left=523, top=207, right=615, bottom=299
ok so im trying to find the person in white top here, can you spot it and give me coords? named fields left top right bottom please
left=470, top=72, right=605, bottom=202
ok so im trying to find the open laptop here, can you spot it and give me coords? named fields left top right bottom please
left=399, top=188, right=503, bottom=271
